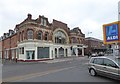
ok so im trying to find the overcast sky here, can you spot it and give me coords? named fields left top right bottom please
left=0, top=0, right=120, bottom=40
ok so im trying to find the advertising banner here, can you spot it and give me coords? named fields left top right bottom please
left=103, top=22, right=120, bottom=44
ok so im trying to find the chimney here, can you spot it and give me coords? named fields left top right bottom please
left=4, top=33, right=7, bottom=38
left=27, top=13, right=32, bottom=20
left=9, top=29, right=14, bottom=35
left=37, top=15, right=41, bottom=23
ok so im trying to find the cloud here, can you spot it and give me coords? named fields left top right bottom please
left=0, top=0, right=119, bottom=40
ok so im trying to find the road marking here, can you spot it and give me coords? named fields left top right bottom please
left=3, top=66, right=75, bottom=82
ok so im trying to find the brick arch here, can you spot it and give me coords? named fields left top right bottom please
left=36, top=30, right=43, bottom=40
left=26, top=28, right=34, bottom=40
left=53, top=28, right=69, bottom=44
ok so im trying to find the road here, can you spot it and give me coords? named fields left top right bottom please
left=2, top=57, right=116, bottom=82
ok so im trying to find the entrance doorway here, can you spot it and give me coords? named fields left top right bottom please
left=26, top=51, right=35, bottom=60
left=78, top=48, right=82, bottom=56
left=59, top=47, right=64, bottom=58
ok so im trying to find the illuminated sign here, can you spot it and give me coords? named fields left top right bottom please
left=103, top=22, right=120, bottom=44
left=106, top=24, right=119, bottom=42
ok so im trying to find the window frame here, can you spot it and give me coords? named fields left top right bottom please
left=103, top=58, right=119, bottom=68
left=45, top=32, right=49, bottom=41
left=93, top=58, right=104, bottom=65
left=27, top=29, right=33, bottom=40
left=37, top=31, right=42, bottom=40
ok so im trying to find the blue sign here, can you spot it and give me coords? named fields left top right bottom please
left=106, top=24, right=119, bottom=42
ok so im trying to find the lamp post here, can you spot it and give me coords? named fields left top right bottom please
left=88, top=32, right=92, bottom=36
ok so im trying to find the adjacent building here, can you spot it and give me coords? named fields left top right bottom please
left=0, top=14, right=87, bottom=62
left=85, top=37, right=105, bottom=55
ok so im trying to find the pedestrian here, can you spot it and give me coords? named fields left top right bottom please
left=88, top=52, right=91, bottom=58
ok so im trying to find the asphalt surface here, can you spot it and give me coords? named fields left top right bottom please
left=2, top=56, right=117, bottom=82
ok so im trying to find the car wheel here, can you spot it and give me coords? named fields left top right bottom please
left=89, top=69, right=96, bottom=76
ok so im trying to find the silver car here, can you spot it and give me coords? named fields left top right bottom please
left=88, top=56, right=120, bottom=80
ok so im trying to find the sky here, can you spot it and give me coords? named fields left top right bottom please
left=0, top=0, right=120, bottom=40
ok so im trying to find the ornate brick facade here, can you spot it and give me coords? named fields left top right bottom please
left=0, top=14, right=87, bottom=61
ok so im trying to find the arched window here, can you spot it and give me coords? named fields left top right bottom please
left=45, top=32, right=49, bottom=40
left=54, top=31, right=66, bottom=44
left=27, top=30, right=33, bottom=39
left=37, top=31, right=42, bottom=40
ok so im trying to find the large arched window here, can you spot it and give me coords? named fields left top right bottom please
left=54, top=31, right=66, bottom=44
left=27, top=30, right=33, bottom=39
left=37, top=31, right=42, bottom=40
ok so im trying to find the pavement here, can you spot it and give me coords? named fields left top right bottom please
left=41, top=57, right=73, bottom=63
left=41, top=56, right=89, bottom=63
left=2, top=56, right=89, bottom=65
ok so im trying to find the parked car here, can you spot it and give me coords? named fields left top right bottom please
left=88, top=56, right=120, bottom=80
left=91, top=53, right=98, bottom=57
left=98, top=52, right=104, bottom=56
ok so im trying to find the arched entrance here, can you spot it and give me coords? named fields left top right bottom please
left=53, top=29, right=69, bottom=44
left=59, top=47, right=64, bottom=58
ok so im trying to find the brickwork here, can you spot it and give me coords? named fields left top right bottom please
left=1, top=14, right=85, bottom=60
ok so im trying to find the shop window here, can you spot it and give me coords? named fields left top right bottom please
left=37, top=47, right=49, bottom=59
left=26, top=51, right=35, bottom=59
left=19, top=47, right=24, bottom=54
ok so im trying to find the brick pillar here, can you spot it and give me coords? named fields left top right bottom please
left=24, top=29, right=27, bottom=40
left=8, top=49, right=11, bottom=60
left=14, top=49, right=16, bottom=59
left=49, top=33, right=52, bottom=41
left=17, top=33, right=20, bottom=42
left=2, top=50, right=4, bottom=59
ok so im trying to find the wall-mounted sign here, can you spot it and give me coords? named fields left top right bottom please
left=103, top=22, right=120, bottom=44
left=106, top=24, right=119, bottom=42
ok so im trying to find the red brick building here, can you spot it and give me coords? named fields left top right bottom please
left=0, top=14, right=87, bottom=61
left=85, top=37, right=105, bottom=55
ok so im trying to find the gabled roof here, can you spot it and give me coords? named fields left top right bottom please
left=70, top=27, right=85, bottom=37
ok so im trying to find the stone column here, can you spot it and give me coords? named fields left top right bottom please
left=82, top=48, right=84, bottom=56
left=75, top=48, right=78, bottom=57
